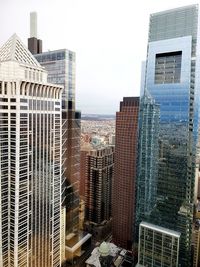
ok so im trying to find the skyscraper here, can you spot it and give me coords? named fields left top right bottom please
left=34, top=49, right=80, bottom=234
left=0, top=34, right=62, bottom=267
left=112, top=97, right=139, bottom=250
left=136, top=4, right=200, bottom=266
left=34, top=49, right=75, bottom=110
left=28, top=14, right=89, bottom=266
left=80, top=143, right=93, bottom=199
left=84, top=145, right=114, bottom=241
left=34, top=48, right=82, bottom=265
left=135, top=93, right=160, bottom=236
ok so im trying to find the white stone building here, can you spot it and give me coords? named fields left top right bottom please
left=0, top=34, right=63, bottom=267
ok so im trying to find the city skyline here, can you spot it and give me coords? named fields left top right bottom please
left=0, top=0, right=198, bottom=114
left=1, top=2, right=200, bottom=267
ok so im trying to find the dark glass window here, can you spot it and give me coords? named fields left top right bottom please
left=155, top=51, right=182, bottom=84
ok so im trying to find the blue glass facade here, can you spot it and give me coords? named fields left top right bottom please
left=35, top=49, right=75, bottom=110
left=136, top=93, right=160, bottom=231
left=146, top=36, right=192, bottom=122
left=35, top=49, right=81, bottom=265
left=136, top=5, right=200, bottom=266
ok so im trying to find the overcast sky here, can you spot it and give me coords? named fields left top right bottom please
left=0, top=0, right=198, bottom=114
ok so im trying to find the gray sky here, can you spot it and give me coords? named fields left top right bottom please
left=0, top=0, right=198, bottom=114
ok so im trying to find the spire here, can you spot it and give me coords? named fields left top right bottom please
left=0, top=33, right=42, bottom=67
left=28, top=11, right=42, bottom=54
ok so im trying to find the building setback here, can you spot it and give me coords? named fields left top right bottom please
left=112, top=97, right=139, bottom=250
left=136, top=4, right=200, bottom=267
left=0, top=34, right=63, bottom=267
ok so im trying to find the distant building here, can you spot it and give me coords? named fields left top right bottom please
left=137, top=222, right=180, bottom=267
left=109, top=134, right=115, bottom=145
left=81, top=133, right=92, bottom=143
left=91, top=136, right=103, bottom=146
left=112, top=97, right=139, bottom=250
left=80, top=143, right=93, bottom=199
left=85, top=146, right=114, bottom=241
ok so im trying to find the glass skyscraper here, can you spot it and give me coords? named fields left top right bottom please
left=34, top=47, right=84, bottom=266
left=35, top=50, right=75, bottom=110
left=34, top=50, right=79, bottom=234
left=136, top=93, right=160, bottom=231
left=136, top=5, right=200, bottom=266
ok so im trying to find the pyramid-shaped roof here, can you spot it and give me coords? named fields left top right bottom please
left=0, top=33, right=41, bottom=68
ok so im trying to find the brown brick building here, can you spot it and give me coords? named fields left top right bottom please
left=84, top=146, right=114, bottom=241
left=112, top=97, right=139, bottom=250
left=80, top=143, right=93, bottom=199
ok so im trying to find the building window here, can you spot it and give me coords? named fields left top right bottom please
left=25, top=69, right=27, bottom=79
left=4, top=83, right=7, bottom=94
left=155, top=51, right=182, bottom=84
